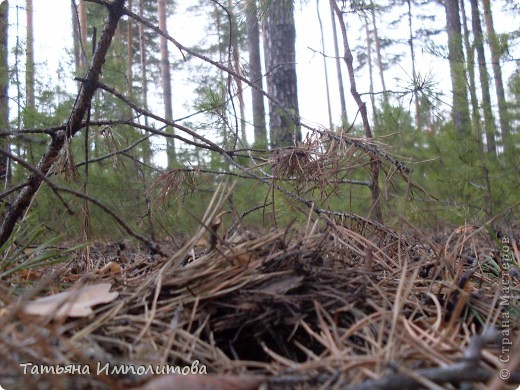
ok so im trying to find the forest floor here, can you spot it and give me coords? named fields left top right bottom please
left=1, top=215, right=519, bottom=389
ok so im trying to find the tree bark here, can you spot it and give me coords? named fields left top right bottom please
left=470, top=0, right=496, bottom=157
left=158, top=0, right=175, bottom=166
left=263, top=0, right=300, bottom=148
left=0, top=0, right=9, bottom=183
left=246, top=0, right=267, bottom=148
left=481, top=0, right=511, bottom=155
left=26, top=0, right=35, bottom=110
left=0, top=0, right=127, bottom=247
left=444, top=0, right=470, bottom=136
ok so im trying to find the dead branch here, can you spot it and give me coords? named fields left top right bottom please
left=0, top=0, right=126, bottom=247
left=0, top=147, right=74, bottom=215
left=330, top=0, right=383, bottom=223
left=345, top=330, right=519, bottom=390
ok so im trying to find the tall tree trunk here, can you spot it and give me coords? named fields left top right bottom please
left=25, top=0, right=35, bottom=110
left=331, top=0, right=383, bottom=223
left=0, top=0, right=9, bottom=184
left=460, top=0, right=479, bottom=134
left=371, top=9, right=387, bottom=106
left=317, top=0, right=333, bottom=129
left=138, top=0, right=151, bottom=165
left=228, top=0, right=247, bottom=145
left=481, top=0, right=511, bottom=155
left=158, top=0, right=175, bottom=166
left=263, top=0, right=300, bottom=148
left=460, top=0, right=493, bottom=217
left=365, top=21, right=378, bottom=130
left=406, top=0, right=421, bottom=129
left=470, top=0, right=496, bottom=157
left=329, top=0, right=347, bottom=125
left=127, top=0, right=133, bottom=97
left=445, top=0, right=470, bottom=136
left=79, top=0, right=88, bottom=71
left=246, top=0, right=267, bottom=148
left=71, top=1, right=81, bottom=75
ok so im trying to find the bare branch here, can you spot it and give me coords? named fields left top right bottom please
left=0, top=0, right=127, bottom=246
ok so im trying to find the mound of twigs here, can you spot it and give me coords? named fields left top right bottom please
left=1, top=204, right=519, bottom=389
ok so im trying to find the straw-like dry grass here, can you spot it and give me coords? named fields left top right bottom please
left=1, top=206, right=518, bottom=389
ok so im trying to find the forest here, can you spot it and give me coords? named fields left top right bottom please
left=0, top=0, right=519, bottom=388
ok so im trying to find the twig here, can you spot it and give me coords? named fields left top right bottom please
left=345, top=329, right=520, bottom=390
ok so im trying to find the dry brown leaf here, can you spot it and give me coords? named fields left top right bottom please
left=22, top=283, right=118, bottom=319
left=139, top=374, right=265, bottom=390
left=257, top=275, right=304, bottom=295
left=97, top=261, right=122, bottom=275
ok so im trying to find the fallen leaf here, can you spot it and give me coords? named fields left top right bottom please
left=139, top=374, right=265, bottom=390
left=22, top=283, right=118, bottom=319
left=256, top=275, right=304, bottom=295
left=97, top=261, right=122, bottom=275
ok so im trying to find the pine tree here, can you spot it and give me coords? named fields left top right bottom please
left=482, top=0, right=512, bottom=156
left=245, top=0, right=267, bottom=148
left=262, top=0, right=300, bottom=148
left=329, top=0, right=347, bottom=125
left=444, top=0, right=470, bottom=136
left=158, top=0, right=175, bottom=166
left=0, top=0, right=8, bottom=182
left=470, top=0, right=496, bottom=156
left=26, top=0, right=35, bottom=110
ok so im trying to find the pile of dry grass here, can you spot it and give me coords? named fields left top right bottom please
left=1, top=209, right=519, bottom=389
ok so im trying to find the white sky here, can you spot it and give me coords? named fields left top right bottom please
left=5, top=0, right=519, bottom=151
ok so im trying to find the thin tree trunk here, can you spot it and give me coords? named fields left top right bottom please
left=365, top=21, right=378, bottom=130
left=470, top=0, right=496, bottom=157
left=482, top=0, right=511, bottom=155
left=214, top=5, right=228, bottom=145
left=228, top=0, right=247, bottom=144
left=371, top=9, right=387, bottom=106
left=0, top=0, right=127, bottom=247
left=263, top=0, right=300, bottom=148
left=460, top=0, right=479, bottom=134
left=330, top=0, right=383, bottom=223
left=158, top=0, right=175, bottom=166
left=246, top=0, right=266, bottom=148
left=127, top=0, right=133, bottom=97
left=138, top=0, right=151, bottom=165
left=445, top=0, right=470, bottom=136
left=0, top=0, right=9, bottom=184
left=329, top=0, right=347, bottom=125
left=317, top=0, right=333, bottom=129
left=26, top=0, right=35, bottom=110
left=79, top=0, right=88, bottom=71
left=71, top=1, right=81, bottom=75
left=460, top=0, right=493, bottom=217
left=138, top=0, right=148, bottom=124
left=406, top=0, right=421, bottom=129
